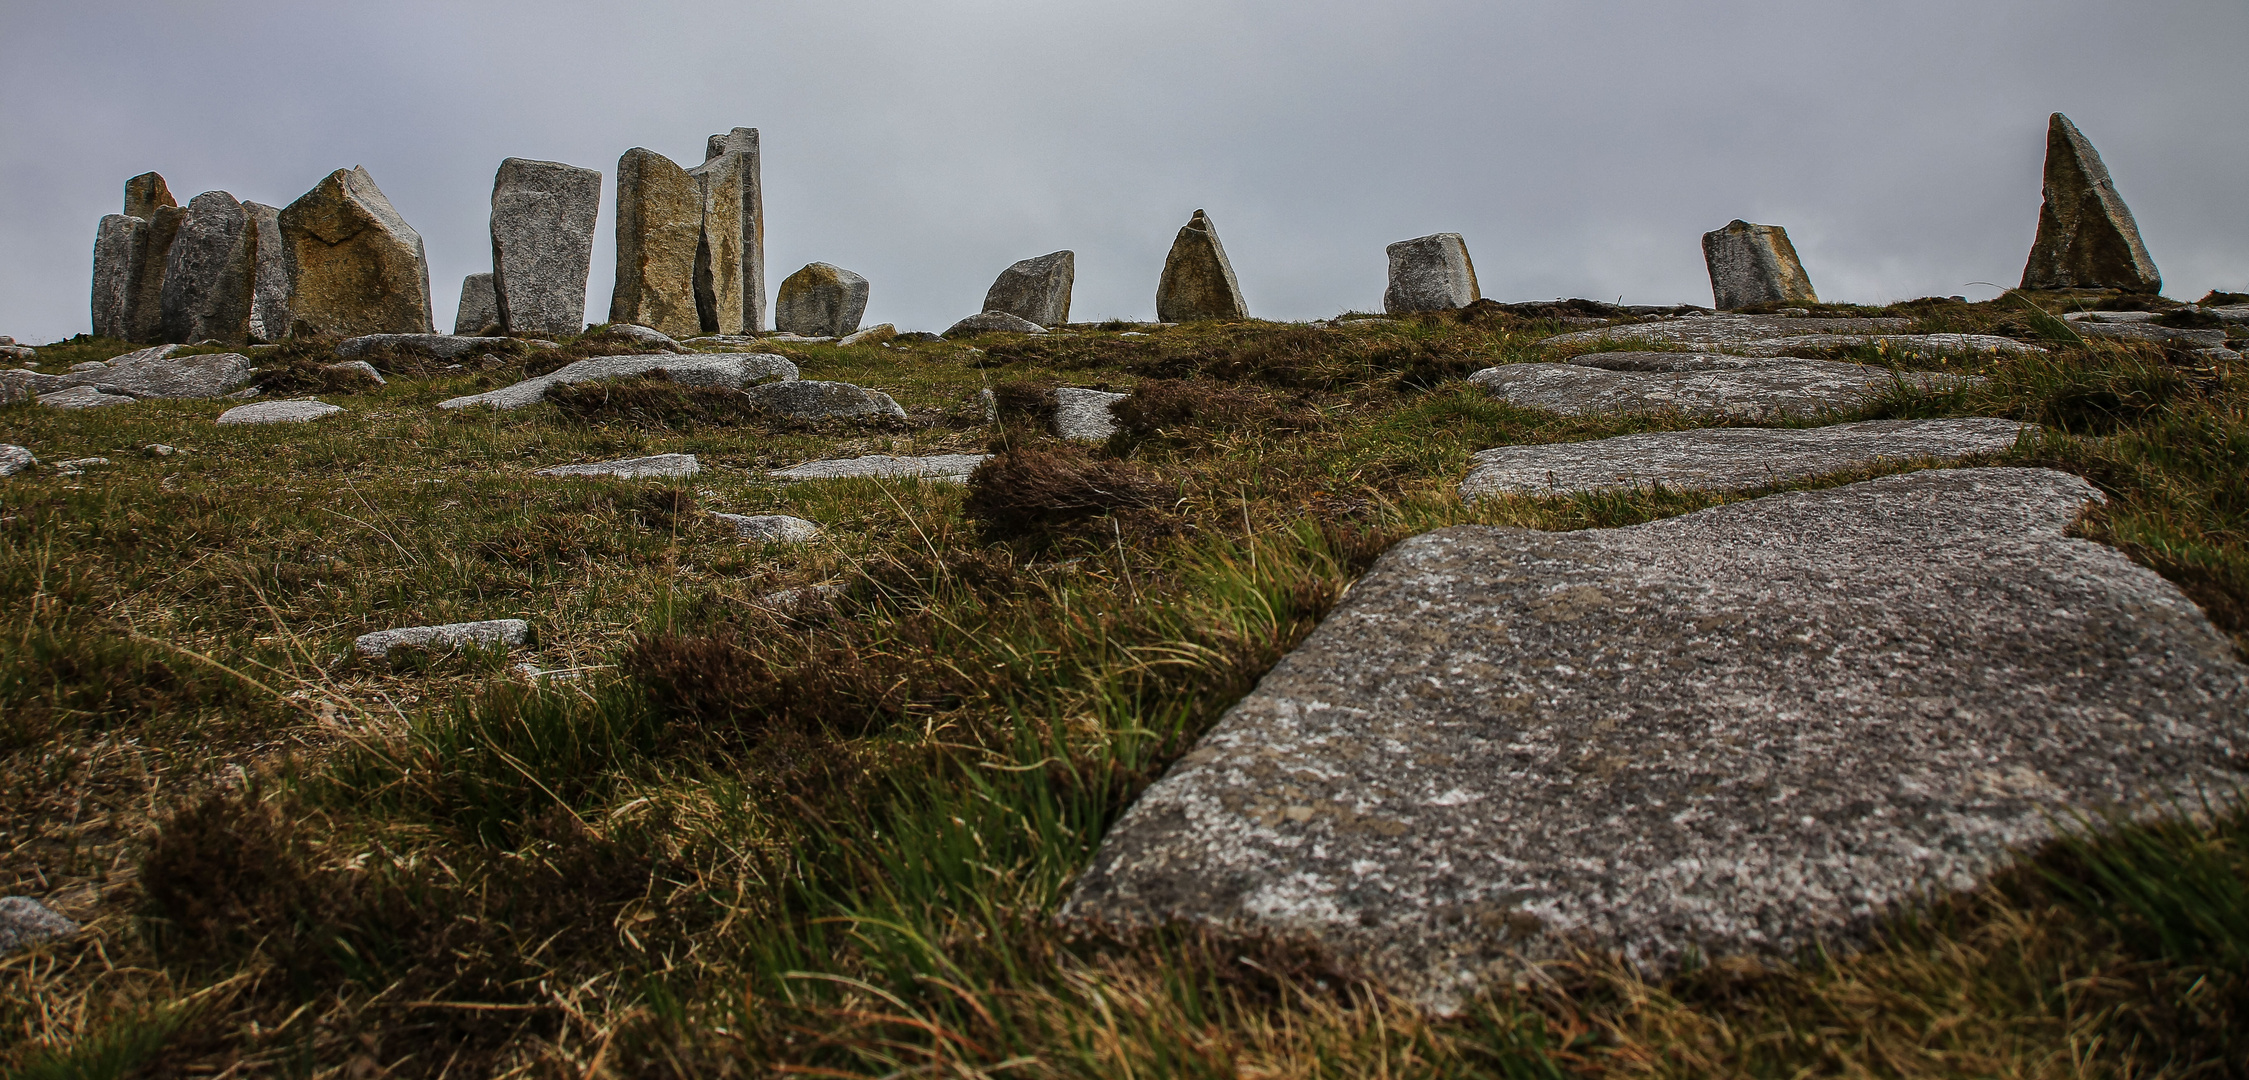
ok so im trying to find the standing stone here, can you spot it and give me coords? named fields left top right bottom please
left=490, top=157, right=601, bottom=337
left=159, top=191, right=256, bottom=343
left=1384, top=233, right=1480, bottom=314
left=609, top=148, right=705, bottom=339
left=774, top=262, right=869, bottom=337
left=278, top=167, right=434, bottom=338
left=690, top=129, right=762, bottom=334
left=983, top=250, right=1074, bottom=327
left=1156, top=209, right=1248, bottom=322
left=123, top=172, right=175, bottom=221
left=243, top=202, right=289, bottom=342
left=122, top=204, right=186, bottom=343
left=91, top=215, right=145, bottom=339
left=2020, top=113, right=2161, bottom=293
left=1702, top=220, right=1817, bottom=310
left=455, top=272, right=500, bottom=336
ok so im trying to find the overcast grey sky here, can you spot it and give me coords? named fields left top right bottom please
left=3, top=0, right=2243, bottom=343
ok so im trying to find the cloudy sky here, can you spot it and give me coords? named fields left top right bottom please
left=3, top=0, right=2243, bottom=343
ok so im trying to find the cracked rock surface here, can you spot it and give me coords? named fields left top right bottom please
left=1462, top=418, right=2030, bottom=498
left=1470, top=353, right=1974, bottom=419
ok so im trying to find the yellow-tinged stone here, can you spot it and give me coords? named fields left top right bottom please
left=277, top=167, right=434, bottom=338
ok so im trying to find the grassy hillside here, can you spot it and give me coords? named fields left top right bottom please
left=2, top=298, right=2245, bottom=1078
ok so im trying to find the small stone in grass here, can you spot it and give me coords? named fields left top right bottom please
left=0, top=445, right=36, bottom=475
left=532, top=453, right=699, bottom=479
left=0, top=897, right=78, bottom=953
left=711, top=512, right=819, bottom=543
left=355, top=618, right=530, bottom=659
left=217, top=399, right=342, bottom=424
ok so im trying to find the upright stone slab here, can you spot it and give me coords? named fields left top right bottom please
left=1156, top=209, right=1248, bottom=322
left=983, top=250, right=1074, bottom=327
left=123, top=204, right=186, bottom=343
left=278, top=167, right=434, bottom=338
left=159, top=191, right=256, bottom=343
left=1384, top=233, right=1480, bottom=313
left=774, top=262, right=869, bottom=337
left=243, top=202, right=289, bottom=342
left=490, top=157, right=601, bottom=337
left=1068, top=467, right=2249, bottom=1010
left=455, top=272, right=500, bottom=335
left=91, top=215, right=145, bottom=340
left=123, top=172, right=175, bottom=221
left=609, top=148, right=705, bottom=339
left=1702, top=220, right=1817, bottom=310
left=2021, top=113, right=2161, bottom=293
left=690, top=128, right=762, bottom=334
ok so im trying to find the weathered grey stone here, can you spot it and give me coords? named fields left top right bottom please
left=1702, top=220, right=1818, bottom=310
left=0, top=896, right=79, bottom=953
left=945, top=311, right=1048, bottom=338
left=1156, top=209, right=1248, bottom=322
left=123, top=171, right=175, bottom=221
left=0, top=445, right=35, bottom=476
left=1068, top=467, right=2249, bottom=1010
left=983, top=250, right=1074, bottom=327
left=39, top=386, right=135, bottom=410
left=491, top=158, right=601, bottom=337
left=243, top=202, right=289, bottom=342
left=325, top=360, right=386, bottom=386
left=696, top=127, right=765, bottom=333
left=601, top=323, right=686, bottom=350
left=68, top=361, right=109, bottom=373
left=774, top=263, right=869, bottom=337
left=1384, top=233, right=1480, bottom=314
left=2069, top=322, right=2229, bottom=349
left=88, top=351, right=252, bottom=399
left=355, top=618, right=530, bottom=659
left=51, top=457, right=111, bottom=476
left=337, top=333, right=506, bottom=360
left=278, top=167, right=434, bottom=338
left=609, top=148, right=704, bottom=338
left=1735, top=333, right=2048, bottom=360
left=839, top=323, right=897, bottom=347
left=744, top=379, right=905, bottom=419
left=454, top=272, right=499, bottom=336
left=1471, top=353, right=1972, bottom=419
left=1540, top=315, right=1913, bottom=353
left=533, top=453, right=699, bottom=479
left=123, top=204, right=186, bottom=343
left=159, top=191, right=257, bottom=343
left=217, top=398, right=342, bottom=424
left=105, top=343, right=184, bottom=366
left=143, top=444, right=182, bottom=457
left=712, top=512, right=820, bottom=543
left=437, top=352, right=796, bottom=410
left=769, top=453, right=988, bottom=483
left=1055, top=386, right=1128, bottom=440
left=1461, top=418, right=2029, bottom=499
left=92, top=214, right=146, bottom=340
left=2022, top=113, right=2160, bottom=293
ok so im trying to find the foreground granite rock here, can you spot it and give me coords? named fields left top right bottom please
left=278, top=167, right=434, bottom=337
left=454, top=272, right=500, bottom=335
left=769, top=453, right=988, bottom=483
left=1068, top=468, right=2249, bottom=1010
left=744, top=379, right=905, bottom=419
left=355, top=619, right=530, bottom=659
left=533, top=453, right=699, bottom=479
left=1157, top=209, right=1249, bottom=322
left=1384, top=233, right=1480, bottom=314
left=491, top=157, right=602, bottom=337
left=774, top=262, right=870, bottom=337
left=1701, top=220, right=1817, bottom=310
left=438, top=352, right=796, bottom=410
left=1462, top=418, right=2028, bottom=498
left=0, top=897, right=78, bottom=954
left=5, top=349, right=253, bottom=407
left=983, top=250, right=1075, bottom=327
left=2021, top=113, right=2160, bottom=293
left=1471, top=353, right=1971, bottom=419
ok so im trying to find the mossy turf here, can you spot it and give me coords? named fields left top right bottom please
left=3, top=298, right=2247, bottom=1077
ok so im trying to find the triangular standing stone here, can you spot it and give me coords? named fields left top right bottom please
left=1156, top=209, right=1248, bottom=322
left=2020, top=113, right=2160, bottom=293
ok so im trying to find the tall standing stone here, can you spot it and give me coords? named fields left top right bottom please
left=490, top=157, right=601, bottom=337
left=2020, top=113, right=2161, bottom=293
left=456, top=273, right=500, bottom=335
left=1156, top=209, right=1248, bottom=322
left=91, top=215, right=145, bottom=340
left=691, top=127, right=764, bottom=333
left=774, top=263, right=869, bottom=337
left=1701, top=220, right=1817, bottom=310
left=159, top=191, right=257, bottom=343
left=609, top=148, right=704, bottom=338
left=124, top=172, right=175, bottom=222
left=123, top=204, right=187, bottom=343
left=278, top=167, right=434, bottom=338
left=1383, top=233, right=1480, bottom=314
left=243, top=202, right=289, bottom=342
left=983, top=250, right=1074, bottom=327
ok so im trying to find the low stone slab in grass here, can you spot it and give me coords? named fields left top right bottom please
left=0, top=897, right=78, bottom=954
left=336, top=333, right=505, bottom=360
left=1538, top=314, right=1911, bottom=351
left=1067, top=468, right=2249, bottom=1011
left=1462, top=418, right=2029, bottom=499
left=355, top=618, right=530, bottom=659
left=744, top=379, right=906, bottom=419
left=36, top=386, right=135, bottom=410
left=1055, top=386, right=1128, bottom=440
left=533, top=453, right=699, bottom=479
left=1470, top=353, right=1973, bottom=419
left=437, top=353, right=797, bottom=411
left=0, top=445, right=34, bottom=476
left=768, top=453, right=989, bottom=484
left=218, top=399, right=343, bottom=424
left=712, top=512, right=820, bottom=542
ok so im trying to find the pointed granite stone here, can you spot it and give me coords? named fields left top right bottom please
left=1384, top=233, right=1480, bottom=314
left=1701, top=220, right=1817, bottom=310
left=2020, top=113, right=2160, bottom=293
left=243, top=202, right=290, bottom=343
left=691, top=128, right=764, bottom=334
left=91, top=214, right=145, bottom=340
left=159, top=191, right=257, bottom=344
left=983, top=250, right=1074, bottom=327
left=1156, top=209, right=1247, bottom=322
left=774, top=262, right=869, bottom=337
left=491, top=157, right=601, bottom=337
left=278, top=167, right=434, bottom=337
left=455, top=272, right=499, bottom=336
left=124, top=172, right=175, bottom=221
left=609, top=148, right=705, bottom=339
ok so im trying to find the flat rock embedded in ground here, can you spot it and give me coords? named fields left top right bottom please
left=1461, top=418, right=2030, bottom=498
left=355, top=618, right=530, bottom=659
left=0, top=445, right=35, bottom=476
left=533, top=453, right=699, bottom=479
left=1539, top=315, right=1914, bottom=353
left=337, top=333, right=508, bottom=360
left=1054, top=386, right=1128, bottom=440
left=437, top=353, right=796, bottom=410
left=218, top=399, right=342, bottom=424
left=712, top=513, right=820, bottom=542
left=1470, top=353, right=1971, bottom=419
left=37, top=386, right=136, bottom=410
left=945, top=311, right=1048, bottom=338
left=744, top=379, right=904, bottom=419
left=768, top=453, right=989, bottom=483
left=1067, top=467, right=2249, bottom=1011
left=0, top=897, right=79, bottom=954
